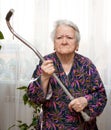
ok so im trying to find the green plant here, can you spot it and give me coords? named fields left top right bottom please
left=0, top=30, right=41, bottom=129
left=0, top=31, right=4, bottom=39
left=8, top=86, right=41, bottom=130
left=0, top=31, right=4, bottom=49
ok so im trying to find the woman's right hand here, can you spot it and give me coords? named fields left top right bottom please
left=41, top=60, right=55, bottom=78
left=40, top=60, right=55, bottom=95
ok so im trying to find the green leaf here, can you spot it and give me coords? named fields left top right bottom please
left=23, top=93, right=28, bottom=105
left=32, top=117, right=38, bottom=126
left=0, top=31, right=4, bottom=39
left=0, top=45, right=1, bottom=50
left=17, top=86, right=28, bottom=91
left=18, top=123, right=29, bottom=130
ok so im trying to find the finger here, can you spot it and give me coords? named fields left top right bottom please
left=68, top=100, right=76, bottom=112
left=41, top=66, right=55, bottom=76
left=43, top=60, right=53, bottom=65
left=68, top=104, right=73, bottom=112
left=72, top=105, right=82, bottom=112
left=42, top=60, right=54, bottom=69
left=42, top=61, right=54, bottom=70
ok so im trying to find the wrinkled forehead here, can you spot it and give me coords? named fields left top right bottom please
left=55, top=25, right=76, bottom=35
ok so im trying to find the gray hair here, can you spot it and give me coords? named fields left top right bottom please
left=51, top=19, right=80, bottom=43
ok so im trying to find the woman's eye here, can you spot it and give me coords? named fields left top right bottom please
left=67, top=36, right=73, bottom=39
left=56, top=36, right=74, bottom=40
left=56, top=36, right=62, bottom=39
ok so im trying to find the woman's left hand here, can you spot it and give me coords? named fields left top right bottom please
left=68, top=97, right=88, bottom=112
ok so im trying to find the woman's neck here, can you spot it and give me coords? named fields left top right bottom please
left=56, top=52, right=75, bottom=64
left=56, top=52, right=75, bottom=74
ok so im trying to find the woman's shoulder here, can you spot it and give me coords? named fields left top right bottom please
left=75, top=53, right=94, bottom=66
left=44, top=52, right=56, bottom=60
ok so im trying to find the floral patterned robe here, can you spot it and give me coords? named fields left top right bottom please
left=27, top=52, right=107, bottom=130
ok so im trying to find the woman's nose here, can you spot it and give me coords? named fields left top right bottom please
left=62, top=37, right=67, bottom=44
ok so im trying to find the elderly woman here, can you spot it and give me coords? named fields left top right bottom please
left=27, top=20, right=107, bottom=130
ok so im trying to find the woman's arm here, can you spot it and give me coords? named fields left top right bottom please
left=84, top=63, right=107, bottom=120
left=27, top=60, right=55, bottom=105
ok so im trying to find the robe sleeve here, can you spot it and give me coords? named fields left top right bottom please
left=27, top=63, right=52, bottom=105
left=84, top=62, right=107, bottom=120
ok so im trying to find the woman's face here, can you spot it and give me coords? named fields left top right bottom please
left=54, top=25, right=78, bottom=55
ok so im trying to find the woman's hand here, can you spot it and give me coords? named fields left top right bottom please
left=41, top=60, right=55, bottom=95
left=68, top=97, right=88, bottom=112
left=41, top=60, right=55, bottom=78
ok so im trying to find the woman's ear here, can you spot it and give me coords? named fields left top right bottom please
left=54, top=45, right=55, bottom=50
left=75, top=44, right=79, bottom=51
left=76, top=48, right=78, bottom=51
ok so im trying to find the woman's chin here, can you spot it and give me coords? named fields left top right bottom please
left=57, top=51, right=74, bottom=56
